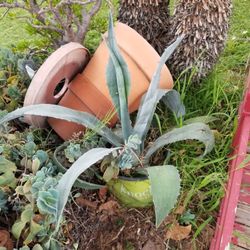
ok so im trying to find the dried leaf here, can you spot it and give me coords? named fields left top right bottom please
left=76, top=196, right=97, bottom=210
left=0, top=230, right=8, bottom=246
left=98, top=200, right=120, bottom=215
left=142, top=240, right=157, bottom=250
left=166, top=223, right=192, bottom=241
left=0, top=230, right=13, bottom=250
left=33, top=214, right=45, bottom=224
left=174, top=205, right=185, bottom=215
left=98, top=187, right=108, bottom=200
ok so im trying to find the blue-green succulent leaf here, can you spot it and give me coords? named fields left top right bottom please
left=55, top=147, right=120, bottom=233
left=147, top=165, right=180, bottom=227
left=134, top=36, right=184, bottom=145
left=160, top=89, right=186, bottom=117
left=144, top=122, right=214, bottom=164
left=37, top=189, right=59, bottom=219
left=0, top=104, right=122, bottom=146
left=105, top=13, right=132, bottom=141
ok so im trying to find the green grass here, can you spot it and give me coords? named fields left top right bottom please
left=0, top=9, right=39, bottom=48
left=165, top=0, right=250, bottom=246
left=0, top=0, right=249, bottom=248
left=0, top=2, right=114, bottom=52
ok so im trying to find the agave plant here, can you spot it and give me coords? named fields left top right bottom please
left=0, top=14, right=214, bottom=242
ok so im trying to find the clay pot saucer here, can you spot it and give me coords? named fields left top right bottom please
left=24, top=42, right=90, bottom=128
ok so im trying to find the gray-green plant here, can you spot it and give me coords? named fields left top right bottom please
left=0, top=47, right=40, bottom=112
left=0, top=156, right=17, bottom=190
left=0, top=131, right=61, bottom=247
left=13, top=165, right=60, bottom=245
left=0, top=13, right=214, bottom=246
left=0, top=188, right=8, bottom=212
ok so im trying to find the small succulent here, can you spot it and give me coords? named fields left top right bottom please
left=13, top=165, right=60, bottom=245
left=0, top=156, right=17, bottom=189
left=0, top=189, right=8, bottom=212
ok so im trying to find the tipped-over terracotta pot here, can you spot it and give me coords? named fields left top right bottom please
left=48, top=22, right=173, bottom=140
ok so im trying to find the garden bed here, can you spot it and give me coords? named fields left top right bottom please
left=0, top=0, right=250, bottom=249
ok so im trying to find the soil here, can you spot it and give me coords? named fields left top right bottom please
left=61, top=189, right=215, bottom=250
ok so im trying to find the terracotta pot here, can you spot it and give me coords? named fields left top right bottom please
left=23, top=42, right=90, bottom=128
left=48, top=22, right=173, bottom=140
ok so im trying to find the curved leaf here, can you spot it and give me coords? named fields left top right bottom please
left=0, top=157, right=17, bottom=188
left=107, top=13, right=131, bottom=99
left=184, top=115, right=218, bottom=125
left=160, top=90, right=186, bottom=118
left=55, top=147, right=119, bottom=232
left=53, top=143, right=104, bottom=190
left=135, top=89, right=185, bottom=151
left=37, top=189, right=58, bottom=217
left=134, top=36, right=184, bottom=144
left=147, top=165, right=180, bottom=227
left=144, top=122, right=214, bottom=164
left=105, top=13, right=132, bottom=140
left=12, top=221, right=26, bottom=240
left=0, top=104, right=122, bottom=146
left=24, top=220, right=43, bottom=245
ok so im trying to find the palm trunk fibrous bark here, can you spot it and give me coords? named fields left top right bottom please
left=119, top=0, right=232, bottom=83
left=118, top=0, right=170, bottom=54
left=162, top=0, right=232, bottom=82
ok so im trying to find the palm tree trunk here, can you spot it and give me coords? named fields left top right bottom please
left=118, top=0, right=170, bottom=53
left=118, top=0, right=232, bottom=83
left=164, top=0, right=232, bottom=82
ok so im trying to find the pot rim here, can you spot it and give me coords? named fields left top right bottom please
left=117, top=175, right=148, bottom=182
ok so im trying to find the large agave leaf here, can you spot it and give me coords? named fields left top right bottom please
left=107, top=13, right=131, bottom=103
left=105, top=13, right=132, bottom=141
left=0, top=104, right=122, bottom=146
left=147, top=165, right=180, bottom=227
left=136, top=89, right=185, bottom=130
left=133, top=36, right=184, bottom=144
left=55, top=147, right=119, bottom=232
left=144, top=122, right=214, bottom=164
left=160, top=90, right=186, bottom=118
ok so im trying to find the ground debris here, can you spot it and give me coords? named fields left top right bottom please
left=0, top=230, right=13, bottom=250
left=165, top=223, right=192, bottom=241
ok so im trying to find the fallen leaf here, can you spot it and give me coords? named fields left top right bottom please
left=76, top=196, right=97, bottom=210
left=99, top=213, right=109, bottom=222
left=33, top=214, right=45, bottom=224
left=165, top=223, right=192, bottom=241
left=98, top=187, right=108, bottom=200
left=98, top=200, right=120, bottom=215
left=63, top=222, right=74, bottom=240
left=142, top=240, right=157, bottom=250
left=164, top=214, right=176, bottom=225
left=0, top=230, right=8, bottom=246
left=0, top=230, right=13, bottom=250
left=174, top=206, right=185, bottom=215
